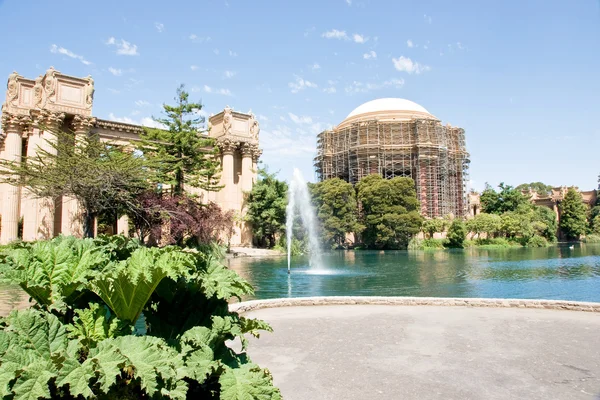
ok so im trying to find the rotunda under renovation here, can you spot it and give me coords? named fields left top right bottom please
left=314, top=98, right=470, bottom=218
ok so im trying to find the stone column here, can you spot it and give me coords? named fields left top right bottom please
left=21, top=122, right=43, bottom=241
left=219, top=139, right=238, bottom=211
left=0, top=113, right=27, bottom=244
left=61, top=115, right=95, bottom=237
left=117, top=215, right=129, bottom=236
left=240, top=143, right=254, bottom=193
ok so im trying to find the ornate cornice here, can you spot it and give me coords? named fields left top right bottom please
left=251, top=147, right=263, bottom=163
left=239, top=142, right=254, bottom=157
left=93, top=118, right=145, bottom=135
left=31, top=110, right=65, bottom=131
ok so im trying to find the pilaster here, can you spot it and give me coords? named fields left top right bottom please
left=0, top=113, right=29, bottom=243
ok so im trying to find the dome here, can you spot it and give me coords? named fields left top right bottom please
left=339, top=98, right=435, bottom=128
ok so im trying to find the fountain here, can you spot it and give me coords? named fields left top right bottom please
left=286, top=168, right=323, bottom=273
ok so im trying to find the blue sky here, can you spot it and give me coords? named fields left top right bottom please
left=1, top=0, right=599, bottom=191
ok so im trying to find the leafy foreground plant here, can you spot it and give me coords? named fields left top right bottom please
left=0, top=235, right=280, bottom=399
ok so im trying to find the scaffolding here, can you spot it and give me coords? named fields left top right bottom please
left=314, top=118, right=470, bottom=218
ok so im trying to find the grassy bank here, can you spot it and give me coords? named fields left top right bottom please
left=408, top=237, right=551, bottom=250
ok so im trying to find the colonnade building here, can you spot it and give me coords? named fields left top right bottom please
left=314, top=98, right=470, bottom=218
left=0, top=68, right=261, bottom=245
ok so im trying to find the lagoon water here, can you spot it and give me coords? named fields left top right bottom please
left=1, top=243, right=600, bottom=316
left=227, top=243, right=600, bottom=302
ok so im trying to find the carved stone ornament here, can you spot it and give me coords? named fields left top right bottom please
left=219, top=138, right=238, bottom=155
left=44, top=67, right=58, bottom=104
left=1, top=112, right=30, bottom=133
left=239, top=142, right=254, bottom=157
left=33, top=75, right=44, bottom=108
left=250, top=118, right=260, bottom=141
left=33, top=110, right=64, bottom=130
left=223, top=106, right=233, bottom=135
left=85, top=76, right=95, bottom=109
left=72, top=115, right=96, bottom=133
left=251, top=146, right=263, bottom=163
left=6, top=71, right=19, bottom=106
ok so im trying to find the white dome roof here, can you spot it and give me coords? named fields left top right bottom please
left=346, top=98, right=431, bottom=119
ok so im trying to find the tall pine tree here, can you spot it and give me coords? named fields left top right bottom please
left=139, top=85, right=221, bottom=196
left=559, top=188, right=587, bottom=240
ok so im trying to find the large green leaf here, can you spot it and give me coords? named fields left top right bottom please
left=55, top=356, right=95, bottom=398
left=11, top=362, right=56, bottom=400
left=0, top=236, right=109, bottom=309
left=219, top=364, right=282, bottom=400
left=198, top=261, right=254, bottom=301
left=67, top=302, right=130, bottom=351
left=4, top=309, right=67, bottom=358
left=90, top=247, right=190, bottom=323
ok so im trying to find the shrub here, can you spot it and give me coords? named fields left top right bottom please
left=526, top=235, right=549, bottom=247
left=583, top=234, right=600, bottom=243
left=0, top=235, right=281, bottom=399
left=408, top=237, right=446, bottom=250
left=447, top=220, right=467, bottom=248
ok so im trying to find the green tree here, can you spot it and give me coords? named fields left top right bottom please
left=447, top=219, right=467, bottom=248
left=138, top=85, right=221, bottom=196
left=531, top=205, right=558, bottom=242
left=246, top=168, right=288, bottom=248
left=422, top=218, right=445, bottom=239
left=500, top=211, right=533, bottom=240
left=559, top=188, right=588, bottom=240
left=480, top=183, right=530, bottom=214
left=516, top=182, right=554, bottom=196
left=0, top=130, right=148, bottom=238
left=466, top=213, right=501, bottom=239
left=356, top=175, right=423, bottom=249
left=310, top=178, right=364, bottom=248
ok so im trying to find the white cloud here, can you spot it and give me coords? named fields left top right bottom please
left=392, top=56, right=431, bottom=74
left=345, top=0, right=352, bottom=5
left=105, top=37, right=139, bottom=56
left=50, top=44, right=92, bottom=65
left=304, top=27, right=316, bottom=37
left=288, top=75, right=318, bottom=93
left=424, top=14, right=432, bottom=24
left=203, top=85, right=232, bottom=96
left=323, top=86, right=336, bottom=94
left=260, top=124, right=316, bottom=156
left=322, top=29, right=348, bottom=40
left=190, top=65, right=199, bottom=71
left=310, top=63, right=321, bottom=71
left=108, top=113, right=164, bottom=128
left=229, top=50, right=237, bottom=57
left=108, top=88, right=120, bottom=94
left=135, top=100, right=150, bottom=107
left=345, top=78, right=405, bottom=93
left=108, top=67, right=122, bottom=76
left=407, top=39, right=414, bottom=48
left=257, top=114, right=269, bottom=122
left=213, top=49, right=220, bottom=55
left=223, top=70, right=236, bottom=79
left=363, top=50, right=377, bottom=59
left=288, top=113, right=313, bottom=124
left=189, top=34, right=211, bottom=42
left=155, top=22, right=164, bottom=33
left=456, top=42, right=465, bottom=50
left=353, top=34, right=367, bottom=43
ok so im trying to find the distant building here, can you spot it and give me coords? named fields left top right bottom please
left=314, top=98, right=470, bottom=218
left=0, top=68, right=261, bottom=245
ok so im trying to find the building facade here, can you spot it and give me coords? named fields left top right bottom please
left=314, top=98, right=470, bottom=218
left=0, top=68, right=261, bottom=245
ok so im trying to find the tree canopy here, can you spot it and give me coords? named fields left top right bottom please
left=138, top=84, right=221, bottom=196
left=480, top=183, right=531, bottom=214
left=245, top=168, right=288, bottom=248
left=515, top=182, right=554, bottom=196
left=559, top=188, right=588, bottom=240
left=356, top=175, right=423, bottom=249
left=310, top=178, right=364, bottom=249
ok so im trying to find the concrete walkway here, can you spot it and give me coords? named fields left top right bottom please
left=244, top=305, right=600, bottom=400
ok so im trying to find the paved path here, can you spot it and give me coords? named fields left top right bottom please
left=244, top=305, right=600, bottom=400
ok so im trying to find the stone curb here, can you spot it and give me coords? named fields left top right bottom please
left=230, top=296, right=600, bottom=314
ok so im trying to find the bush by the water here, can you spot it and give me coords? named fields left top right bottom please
left=526, top=235, right=549, bottom=247
left=407, top=237, right=446, bottom=250
left=464, top=237, right=520, bottom=248
left=0, top=235, right=281, bottom=400
left=583, top=234, right=600, bottom=243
